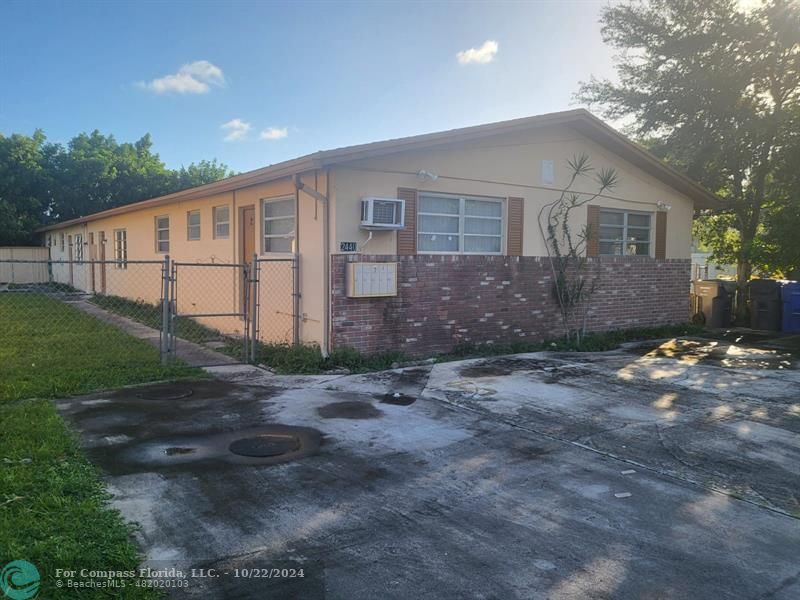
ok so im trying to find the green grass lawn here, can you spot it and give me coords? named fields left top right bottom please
left=90, top=293, right=247, bottom=361
left=0, top=293, right=200, bottom=598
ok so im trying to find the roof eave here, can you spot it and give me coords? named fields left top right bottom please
left=36, top=154, right=323, bottom=232
left=36, top=109, right=721, bottom=233
left=566, top=114, right=722, bottom=210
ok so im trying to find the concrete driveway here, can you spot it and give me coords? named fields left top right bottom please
left=58, top=336, right=800, bottom=599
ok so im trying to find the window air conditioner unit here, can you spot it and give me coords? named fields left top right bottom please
left=360, top=197, right=405, bottom=230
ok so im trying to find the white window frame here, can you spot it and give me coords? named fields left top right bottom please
left=74, top=234, right=84, bottom=262
left=417, top=192, right=505, bottom=255
left=114, top=229, right=128, bottom=269
left=213, top=205, right=230, bottom=239
left=598, top=208, right=653, bottom=257
left=187, top=210, right=201, bottom=241
left=262, top=197, right=296, bottom=254
left=155, top=215, right=170, bottom=253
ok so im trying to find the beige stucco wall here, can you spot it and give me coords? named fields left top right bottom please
left=330, top=124, right=695, bottom=259
left=42, top=122, right=699, bottom=353
left=45, top=176, right=325, bottom=346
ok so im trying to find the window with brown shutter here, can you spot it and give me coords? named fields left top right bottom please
left=396, top=188, right=417, bottom=255
left=507, top=197, right=524, bottom=256
left=586, top=205, right=600, bottom=257
left=655, top=211, right=667, bottom=260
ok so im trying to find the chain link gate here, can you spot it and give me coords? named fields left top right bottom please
left=160, top=255, right=297, bottom=366
left=163, top=260, right=252, bottom=366
left=251, top=256, right=299, bottom=361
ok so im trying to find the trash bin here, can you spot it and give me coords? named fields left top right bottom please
left=749, top=279, right=783, bottom=331
left=694, top=280, right=733, bottom=328
left=782, top=281, right=800, bottom=333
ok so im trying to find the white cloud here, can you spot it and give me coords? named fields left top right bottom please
left=260, top=127, right=288, bottom=141
left=141, top=60, right=225, bottom=94
left=221, top=118, right=251, bottom=142
left=456, top=40, right=498, bottom=65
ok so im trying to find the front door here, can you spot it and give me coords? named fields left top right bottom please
left=240, top=206, right=255, bottom=312
left=241, top=206, right=255, bottom=264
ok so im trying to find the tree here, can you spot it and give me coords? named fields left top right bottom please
left=48, top=131, right=174, bottom=221
left=0, top=128, right=233, bottom=241
left=577, top=0, right=800, bottom=321
left=172, top=159, right=233, bottom=190
left=46, top=132, right=234, bottom=222
left=538, top=154, right=618, bottom=343
left=760, top=104, right=800, bottom=276
left=0, top=131, right=52, bottom=245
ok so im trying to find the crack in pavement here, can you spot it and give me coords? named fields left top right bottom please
left=420, top=361, right=800, bottom=522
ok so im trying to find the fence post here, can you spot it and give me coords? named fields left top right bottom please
left=241, top=262, right=250, bottom=362
left=160, top=254, right=171, bottom=364
left=250, top=254, right=259, bottom=363
left=169, top=261, right=177, bottom=356
left=292, top=255, right=300, bottom=346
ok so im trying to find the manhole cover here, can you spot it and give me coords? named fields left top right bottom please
left=136, top=385, right=194, bottom=401
left=229, top=434, right=301, bottom=458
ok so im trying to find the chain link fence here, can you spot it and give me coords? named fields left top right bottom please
left=0, top=259, right=173, bottom=393
left=254, top=257, right=298, bottom=348
left=170, top=261, right=250, bottom=364
left=1, top=256, right=299, bottom=373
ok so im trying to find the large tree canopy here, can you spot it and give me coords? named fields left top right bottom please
left=0, top=130, right=233, bottom=245
left=578, top=0, right=800, bottom=317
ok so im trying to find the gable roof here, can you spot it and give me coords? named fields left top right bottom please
left=37, top=109, right=720, bottom=232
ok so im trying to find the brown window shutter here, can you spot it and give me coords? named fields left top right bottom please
left=586, top=205, right=600, bottom=257
left=655, top=211, right=667, bottom=260
left=506, top=197, right=524, bottom=256
left=397, top=188, right=417, bottom=255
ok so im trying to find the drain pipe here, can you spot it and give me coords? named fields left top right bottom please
left=294, top=173, right=331, bottom=357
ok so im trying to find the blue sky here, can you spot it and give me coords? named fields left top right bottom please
left=0, top=0, right=616, bottom=173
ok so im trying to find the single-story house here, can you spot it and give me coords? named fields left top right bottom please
left=38, top=109, right=719, bottom=355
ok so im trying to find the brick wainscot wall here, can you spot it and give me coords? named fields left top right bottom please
left=331, top=254, right=691, bottom=355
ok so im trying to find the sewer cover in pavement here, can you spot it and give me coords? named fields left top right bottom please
left=228, top=434, right=302, bottom=457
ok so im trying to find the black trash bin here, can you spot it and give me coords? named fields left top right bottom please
left=749, top=279, right=783, bottom=331
left=694, top=280, right=733, bottom=328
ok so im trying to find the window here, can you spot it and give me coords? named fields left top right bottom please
left=213, top=205, right=230, bottom=239
left=263, top=198, right=295, bottom=253
left=417, top=193, right=504, bottom=254
left=114, top=229, right=127, bottom=269
left=187, top=210, right=201, bottom=241
left=74, top=234, right=84, bottom=262
left=155, top=215, right=170, bottom=253
left=599, top=210, right=652, bottom=256
left=46, top=234, right=52, bottom=248
left=60, top=233, right=65, bottom=251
